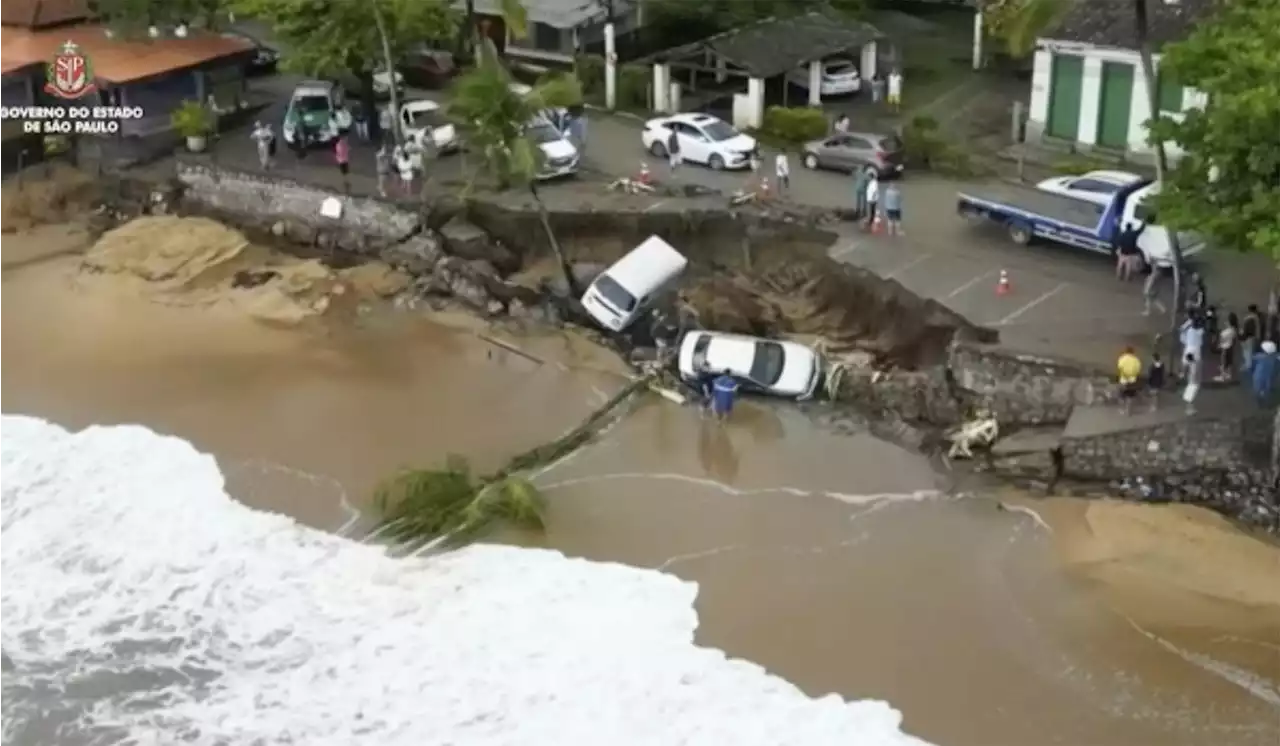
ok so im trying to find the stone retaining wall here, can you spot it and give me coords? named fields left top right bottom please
left=1061, top=411, right=1274, bottom=479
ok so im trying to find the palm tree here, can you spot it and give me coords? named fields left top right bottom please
left=1133, top=0, right=1185, bottom=345
left=447, top=40, right=583, bottom=296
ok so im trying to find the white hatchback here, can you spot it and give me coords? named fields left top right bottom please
left=677, top=331, right=823, bottom=400
left=642, top=113, right=758, bottom=171
left=1036, top=169, right=1144, bottom=206
left=786, top=57, right=862, bottom=96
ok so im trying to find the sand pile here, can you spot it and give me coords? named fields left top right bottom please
left=83, top=216, right=408, bottom=324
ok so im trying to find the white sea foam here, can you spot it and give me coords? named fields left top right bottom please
left=1, top=415, right=936, bottom=746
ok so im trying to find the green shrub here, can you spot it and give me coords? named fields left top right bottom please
left=617, top=64, right=650, bottom=110
left=575, top=55, right=605, bottom=95
left=171, top=100, right=213, bottom=138
left=900, top=114, right=977, bottom=177
left=761, top=106, right=827, bottom=145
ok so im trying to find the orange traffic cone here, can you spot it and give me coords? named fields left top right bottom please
left=996, top=269, right=1011, bottom=296
left=638, top=161, right=651, bottom=185
left=871, top=213, right=883, bottom=235
left=760, top=177, right=771, bottom=199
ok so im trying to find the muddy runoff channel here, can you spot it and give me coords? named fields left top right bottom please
left=6, top=168, right=1280, bottom=746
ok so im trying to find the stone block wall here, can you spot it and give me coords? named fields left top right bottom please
left=1062, top=411, right=1275, bottom=480
left=949, top=342, right=1118, bottom=425
left=175, top=162, right=421, bottom=256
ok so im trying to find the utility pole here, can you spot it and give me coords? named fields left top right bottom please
left=603, top=0, right=617, bottom=110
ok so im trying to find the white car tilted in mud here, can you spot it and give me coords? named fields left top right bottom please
left=677, top=331, right=823, bottom=400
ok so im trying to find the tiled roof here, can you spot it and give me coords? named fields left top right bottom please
left=1046, top=0, right=1216, bottom=49
left=650, top=10, right=883, bottom=79
left=2, top=24, right=254, bottom=83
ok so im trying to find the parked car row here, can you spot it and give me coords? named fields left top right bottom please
left=579, top=236, right=825, bottom=401
left=281, top=79, right=580, bottom=181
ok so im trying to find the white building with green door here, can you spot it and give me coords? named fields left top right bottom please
left=1024, top=0, right=1212, bottom=161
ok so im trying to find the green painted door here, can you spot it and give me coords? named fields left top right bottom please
left=1046, top=54, right=1084, bottom=140
left=1096, top=61, right=1135, bottom=148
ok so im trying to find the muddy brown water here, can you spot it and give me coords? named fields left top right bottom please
left=4, top=254, right=1279, bottom=746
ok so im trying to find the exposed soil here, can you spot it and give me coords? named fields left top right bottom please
left=1, top=163, right=100, bottom=233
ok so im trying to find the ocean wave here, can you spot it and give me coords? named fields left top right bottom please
left=1, top=414, right=935, bottom=746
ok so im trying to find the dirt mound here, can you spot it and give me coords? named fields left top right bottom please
left=681, top=255, right=993, bottom=368
left=1, top=164, right=99, bottom=232
left=82, top=216, right=408, bottom=324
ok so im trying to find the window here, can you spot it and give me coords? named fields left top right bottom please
left=1069, top=178, right=1120, bottom=194
left=828, top=136, right=852, bottom=147
left=847, top=136, right=874, bottom=150
left=700, top=120, right=738, bottom=142
left=1156, top=72, right=1183, bottom=113
left=592, top=274, right=637, bottom=313
left=532, top=22, right=564, bottom=53
left=1134, top=202, right=1157, bottom=223
left=877, top=135, right=903, bottom=152
left=749, top=342, right=787, bottom=386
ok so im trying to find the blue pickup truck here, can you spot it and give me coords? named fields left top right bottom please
left=956, top=179, right=1203, bottom=268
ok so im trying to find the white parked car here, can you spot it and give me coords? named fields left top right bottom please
left=677, top=331, right=824, bottom=400
left=1036, top=169, right=1144, bottom=206
left=393, top=99, right=458, bottom=153
left=642, top=113, right=758, bottom=171
left=786, top=57, right=862, bottom=96
left=527, top=117, right=579, bottom=180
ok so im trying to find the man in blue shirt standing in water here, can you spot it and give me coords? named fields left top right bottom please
left=710, top=370, right=740, bottom=420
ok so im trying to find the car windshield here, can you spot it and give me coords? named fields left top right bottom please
left=749, top=341, right=787, bottom=386
left=527, top=122, right=562, bottom=144
left=593, top=274, right=637, bottom=313
left=700, top=120, right=738, bottom=142
left=825, top=62, right=857, bottom=75
left=407, top=107, right=442, bottom=128
left=294, top=95, right=330, bottom=113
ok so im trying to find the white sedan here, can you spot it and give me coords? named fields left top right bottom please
left=1036, top=169, right=1144, bottom=206
left=642, top=113, right=758, bottom=171
left=786, top=58, right=862, bottom=96
left=677, top=331, right=824, bottom=400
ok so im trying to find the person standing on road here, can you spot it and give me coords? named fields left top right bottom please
left=1186, top=271, right=1207, bottom=313
left=1179, top=313, right=1205, bottom=381
left=1251, top=340, right=1278, bottom=405
left=871, top=73, right=886, bottom=104
left=1116, top=346, right=1142, bottom=416
left=667, top=129, right=681, bottom=171
left=774, top=151, right=791, bottom=193
left=887, top=69, right=904, bottom=112
left=852, top=168, right=870, bottom=221
left=1146, top=350, right=1166, bottom=412
left=833, top=114, right=850, bottom=134
left=333, top=132, right=350, bottom=190
left=882, top=180, right=904, bottom=237
left=1182, top=352, right=1201, bottom=415
left=1114, top=222, right=1145, bottom=281
left=1241, top=303, right=1262, bottom=373
left=375, top=144, right=392, bottom=198
left=863, top=173, right=880, bottom=231
left=1216, top=311, right=1239, bottom=382
left=251, top=120, right=275, bottom=170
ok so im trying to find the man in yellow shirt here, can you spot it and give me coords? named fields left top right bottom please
left=1117, top=346, right=1142, bottom=415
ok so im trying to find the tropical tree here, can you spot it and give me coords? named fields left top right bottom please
left=1132, top=0, right=1186, bottom=347
left=447, top=42, right=583, bottom=296
left=230, top=0, right=456, bottom=142
left=1148, top=0, right=1280, bottom=263
left=981, top=0, right=1070, bottom=58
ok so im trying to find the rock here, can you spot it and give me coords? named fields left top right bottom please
left=270, top=220, right=286, bottom=237
left=382, top=234, right=445, bottom=276
left=486, top=299, right=507, bottom=316
left=285, top=220, right=317, bottom=246
left=440, top=215, right=517, bottom=271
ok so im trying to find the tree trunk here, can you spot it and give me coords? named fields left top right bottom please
left=529, top=182, right=578, bottom=297
left=1133, top=0, right=1184, bottom=360
left=458, top=0, right=476, bottom=61
left=356, top=69, right=381, bottom=143
left=371, top=1, right=402, bottom=146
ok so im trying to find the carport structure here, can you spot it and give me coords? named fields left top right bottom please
left=646, top=10, right=884, bottom=129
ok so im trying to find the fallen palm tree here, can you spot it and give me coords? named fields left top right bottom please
left=374, top=373, right=657, bottom=546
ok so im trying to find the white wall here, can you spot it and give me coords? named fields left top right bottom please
left=1028, top=41, right=1203, bottom=157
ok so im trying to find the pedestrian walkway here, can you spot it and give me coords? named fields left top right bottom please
left=1063, top=386, right=1262, bottom=440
